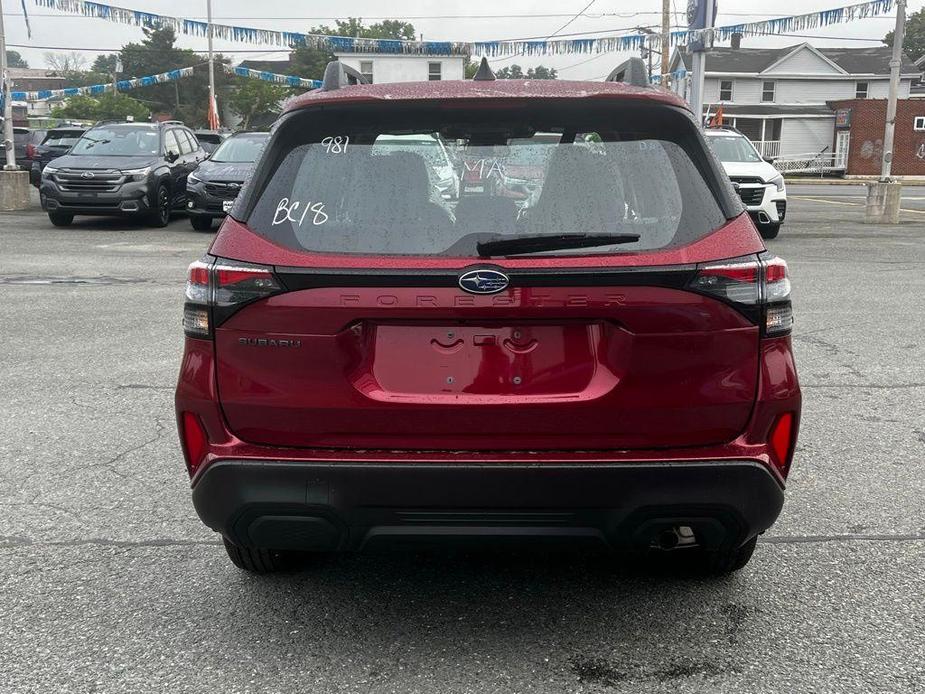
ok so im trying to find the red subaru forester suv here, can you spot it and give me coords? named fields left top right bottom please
left=175, top=62, right=800, bottom=574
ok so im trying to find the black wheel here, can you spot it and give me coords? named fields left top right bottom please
left=759, top=223, right=781, bottom=240
left=700, top=537, right=758, bottom=575
left=148, top=184, right=171, bottom=228
left=48, top=211, right=73, bottom=227
left=221, top=537, right=307, bottom=573
left=190, top=215, right=213, bottom=232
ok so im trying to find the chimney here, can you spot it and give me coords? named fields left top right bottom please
left=731, top=33, right=742, bottom=50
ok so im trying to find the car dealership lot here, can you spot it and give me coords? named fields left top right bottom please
left=1, top=186, right=923, bottom=693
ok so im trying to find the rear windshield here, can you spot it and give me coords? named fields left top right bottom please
left=244, top=103, right=729, bottom=257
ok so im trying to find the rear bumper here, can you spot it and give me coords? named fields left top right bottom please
left=192, top=459, right=784, bottom=552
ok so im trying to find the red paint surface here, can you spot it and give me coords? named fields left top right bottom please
left=211, top=284, right=759, bottom=450
left=210, top=213, right=764, bottom=270
left=283, top=79, right=691, bottom=115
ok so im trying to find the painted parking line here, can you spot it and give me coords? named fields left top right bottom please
left=791, top=195, right=925, bottom=215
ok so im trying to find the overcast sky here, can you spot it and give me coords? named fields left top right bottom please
left=4, top=0, right=924, bottom=79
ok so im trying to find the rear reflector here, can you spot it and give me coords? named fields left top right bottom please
left=180, top=411, right=208, bottom=476
left=768, top=412, right=795, bottom=476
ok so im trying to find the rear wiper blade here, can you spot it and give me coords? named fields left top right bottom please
left=476, top=233, right=640, bottom=257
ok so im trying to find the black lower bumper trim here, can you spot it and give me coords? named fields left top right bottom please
left=192, top=460, right=785, bottom=552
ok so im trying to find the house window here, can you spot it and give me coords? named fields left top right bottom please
left=914, top=116, right=925, bottom=131
left=719, top=80, right=733, bottom=101
left=761, top=81, right=775, bottom=102
left=428, top=62, right=442, bottom=81
left=855, top=81, right=869, bottom=99
left=359, top=60, right=374, bottom=84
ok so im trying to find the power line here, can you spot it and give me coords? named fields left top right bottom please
left=495, top=0, right=599, bottom=63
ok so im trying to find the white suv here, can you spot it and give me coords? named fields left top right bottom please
left=705, top=128, right=786, bottom=239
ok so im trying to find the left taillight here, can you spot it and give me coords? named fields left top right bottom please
left=183, top=256, right=283, bottom=339
left=686, top=254, right=792, bottom=337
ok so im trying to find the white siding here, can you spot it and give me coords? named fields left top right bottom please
left=334, top=54, right=465, bottom=83
left=775, top=79, right=855, bottom=103
left=704, top=77, right=762, bottom=103
left=779, top=117, right=835, bottom=157
left=765, top=47, right=843, bottom=75
left=867, top=79, right=912, bottom=98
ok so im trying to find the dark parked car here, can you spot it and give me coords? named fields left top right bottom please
left=193, top=129, right=226, bottom=154
left=186, top=131, right=268, bottom=231
left=40, top=120, right=206, bottom=227
left=176, top=64, right=801, bottom=575
left=13, top=127, right=46, bottom=169
left=29, top=127, right=87, bottom=186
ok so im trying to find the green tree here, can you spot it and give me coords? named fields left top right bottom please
left=527, top=65, right=557, bottom=79
left=289, top=18, right=416, bottom=81
left=118, top=26, right=230, bottom=125
left=92, top=54, right=120, bottom=74
left=50, top=92, right=150, bottom=121
left=495, top=64, right=558, bottom=80
left=885, top=7, right=925, bottom=61
left=6, top=50, right=27, bottom=68
left=495, top=65, right=524, bottom=79
left=227, top=79, right=288, bottom=128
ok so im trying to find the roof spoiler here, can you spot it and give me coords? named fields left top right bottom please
left=321, top=61, right=370, bottom=91
left=604, top=57, right=651, bottom=88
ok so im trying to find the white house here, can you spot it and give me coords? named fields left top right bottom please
left=332, top=53, right=465, bottom=84
left=240, top=51, right=466, bottom=88
left=668, top=41, right=921, bottom=161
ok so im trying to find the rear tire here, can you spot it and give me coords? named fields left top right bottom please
left=221, top=537, right=306, bottom=573
left=48, top=211, right=73, bottom=227
left=190, top=215, right=213, bottom=232
left=759, top=223, right=781, bottom=240
left=148, top=183, right=171, bottom=228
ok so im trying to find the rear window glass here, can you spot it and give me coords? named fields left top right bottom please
left=246, top=106, right=727, bottom=257
left=43, top=130, right=84, bottom=147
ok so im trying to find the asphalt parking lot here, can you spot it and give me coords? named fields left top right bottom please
left=1, top=184, right=923, bottom=694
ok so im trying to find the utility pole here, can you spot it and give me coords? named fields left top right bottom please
left=690, top=0, right=715, bottom=127
left=0, top=0, right=17, bottom=170
left=866, top=0, right=906, bottom=223
left=661, top=0, right=670, bottom=89
left=880, top=0, right=906, bottom=180
left=207, top=0, right=217, bottom=128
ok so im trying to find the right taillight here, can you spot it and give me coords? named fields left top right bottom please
left=687, top=254, right=792, bottom=337
left=182, top=256, right=283, bottom=339
left=761, top=255, right=793, bottom=336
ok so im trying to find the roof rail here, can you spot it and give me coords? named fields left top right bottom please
left=93, top=118, right=150, bottom=126
left=321, top=61, right=369, bottom=91
left=472, top=57, right=495, bottom=81
left=604, top=57, right=651, bottom=88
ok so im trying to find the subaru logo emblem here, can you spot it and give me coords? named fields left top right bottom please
left=458, top=269, right=510, bottom=295
left=81, top=171, right=95, bottom=179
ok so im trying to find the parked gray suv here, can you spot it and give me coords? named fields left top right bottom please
left=40, top=120, right=206, bottom=227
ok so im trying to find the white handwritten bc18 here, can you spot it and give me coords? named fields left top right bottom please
left=272, top=198, right=329, bottom=227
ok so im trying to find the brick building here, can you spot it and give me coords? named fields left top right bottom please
left=827, top=98, right=925, bottom=176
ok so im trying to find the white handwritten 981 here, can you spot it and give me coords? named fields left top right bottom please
left=272, top=198, right=329, bottom=227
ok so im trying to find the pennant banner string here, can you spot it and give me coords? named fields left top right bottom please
left=33, top=0, right=894, bottom=57
left=9, top=64, right=322, bottom=101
